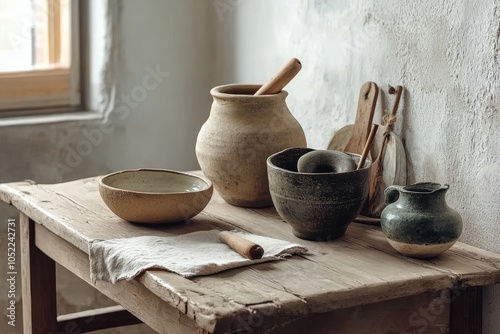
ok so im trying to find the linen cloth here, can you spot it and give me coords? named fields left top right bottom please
left=89, top=230, right=308, bottom=283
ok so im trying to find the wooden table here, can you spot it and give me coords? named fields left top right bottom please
left=1, top=174, right=500, bottom=334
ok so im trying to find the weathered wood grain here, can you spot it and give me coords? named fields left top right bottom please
left=2, top=174, right=500, bottom=333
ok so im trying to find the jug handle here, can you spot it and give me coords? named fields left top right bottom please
left=385, top=185, right=403, bottom=205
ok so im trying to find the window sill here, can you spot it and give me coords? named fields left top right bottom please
left=0, top=110, right=104, bottom=127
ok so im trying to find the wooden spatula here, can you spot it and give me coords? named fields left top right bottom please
left=343, top=82, right=379, bottom=155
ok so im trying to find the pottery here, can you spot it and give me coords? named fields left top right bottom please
left=380, top=182, right=463, bottom=258
left=195, top=84, right=307, bottom=207
left=98, top=169, right=213, bottom=224
left=267, top=147, right=371, bottom=241
left=297, top=150, right=356, bottom=173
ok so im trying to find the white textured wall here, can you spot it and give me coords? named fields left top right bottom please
left=215, top=0, right=500, bottom=331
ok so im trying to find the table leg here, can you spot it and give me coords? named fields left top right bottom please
left=20, top=213, right=57, bottom=334
left=450, top=286, right=482, bottom=334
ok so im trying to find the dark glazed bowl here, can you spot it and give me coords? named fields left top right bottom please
left=267, top=148, right=371, bottom=241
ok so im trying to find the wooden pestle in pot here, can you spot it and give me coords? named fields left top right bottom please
left=254, top=58, right=302, bottom=95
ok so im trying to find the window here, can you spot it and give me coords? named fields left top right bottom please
left=0, top=0, right=80, bottom=114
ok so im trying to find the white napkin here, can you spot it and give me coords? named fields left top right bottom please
left=89, top=230, right=308, bottom=283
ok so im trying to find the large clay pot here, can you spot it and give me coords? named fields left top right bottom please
left=380, top=182, right=463, bottom=258
left=195, top=84, right=307, bottom=207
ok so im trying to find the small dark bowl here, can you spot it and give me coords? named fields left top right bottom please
left=267, top=148, right=371, bottom=241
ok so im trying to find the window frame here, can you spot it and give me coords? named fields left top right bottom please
left=0, top=0, right=80, bottom=115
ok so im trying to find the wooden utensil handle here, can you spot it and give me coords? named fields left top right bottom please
left=357, top=124, right=379, bottom=170
left=254, top=58, right=302, bottom=95
left=218, top=231, right=264, bottom=260
left=389, top=85, right=403, bottom=117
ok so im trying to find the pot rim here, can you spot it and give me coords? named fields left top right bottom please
left=400, top=182, right=449, bottom=194
left=267, top=147, right=372, bottom=175
left=211, top=83, right=288, bottom=99
left=99, top=168, right=213, bottom=195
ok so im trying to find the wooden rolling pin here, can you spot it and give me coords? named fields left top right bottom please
left=254, top=58, right=302, bottom=95
left=218, top=231, right=264, bottom=260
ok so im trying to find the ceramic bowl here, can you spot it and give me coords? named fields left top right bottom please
left=267, top=148, right=371, bottom=241
left=99, top=169, right=213, bottom=224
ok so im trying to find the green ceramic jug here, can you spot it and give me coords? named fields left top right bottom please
left=380, top=182, right=463, bottom=258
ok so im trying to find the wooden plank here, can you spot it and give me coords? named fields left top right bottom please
left=450, top=286, right=482, bottom=334
left=34, top=222, right=201, bottom=334
left=20, top=213, right=57, bottom=334
left=57, top=305, right=142, bottom=333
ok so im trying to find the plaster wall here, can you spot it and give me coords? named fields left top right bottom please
left=214, top=0, right=500, bottom=332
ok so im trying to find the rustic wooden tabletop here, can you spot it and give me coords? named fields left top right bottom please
left=1, top=173, right=500, bottom=333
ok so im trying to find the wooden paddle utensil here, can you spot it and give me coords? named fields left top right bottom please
left=363, top=85, right=406, bottom=218
left=328, top=82, right=379, bottom=154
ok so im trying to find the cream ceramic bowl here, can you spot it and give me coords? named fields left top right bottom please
left=98, top=169, right=213, bottom=224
